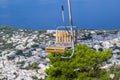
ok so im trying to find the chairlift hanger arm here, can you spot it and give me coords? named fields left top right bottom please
left=61, top=5, right=70, bottom=34
left=60, top=0, right=75, bottom=59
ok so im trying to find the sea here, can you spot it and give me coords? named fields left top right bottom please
left=0, top=0, right=120, bottom=30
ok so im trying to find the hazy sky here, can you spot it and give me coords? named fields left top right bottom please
left=0, top=0, right=120, bottom=29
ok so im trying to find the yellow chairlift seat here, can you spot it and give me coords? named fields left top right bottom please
left=45, top=30, right=76, bottom=53
left=45, top=46, right=71, bottom=53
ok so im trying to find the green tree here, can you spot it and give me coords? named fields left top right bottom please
left=46, top=44, right=112, bottom=80
left=16, top=50, right=23, bottom=56
left=31, top=62, right=38, bottom=69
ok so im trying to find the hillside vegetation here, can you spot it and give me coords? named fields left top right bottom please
left=46, top=44, right=112, bottom=80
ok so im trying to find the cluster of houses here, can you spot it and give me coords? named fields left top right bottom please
left=78, top=30, right=120, bottom=69
left=0, top=26, right=120, bottom=79
left=0, top=27, right=52, bottom=80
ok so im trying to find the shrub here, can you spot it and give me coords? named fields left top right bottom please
left=46, top=44, right=112, bottom=80
left=16, top=50, right=23, bottom=56
left=7, top=56, right=15, bottom=60
left=31, top=62, right=39, bottom=69
left=17, top=61, right=25, bottom=65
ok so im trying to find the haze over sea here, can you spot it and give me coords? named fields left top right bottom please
left=0, top=0, right=120, bottom=30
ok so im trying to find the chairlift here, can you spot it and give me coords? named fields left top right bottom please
left=45, top=0, right=76, bottom=59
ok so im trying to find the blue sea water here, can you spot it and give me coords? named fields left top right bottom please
left=0, top=0, right=120, bottom=30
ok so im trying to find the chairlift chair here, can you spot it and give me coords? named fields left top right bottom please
left=45, top=26, right=77, bottom=53
left=45, top=0, right=76, bottom=59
